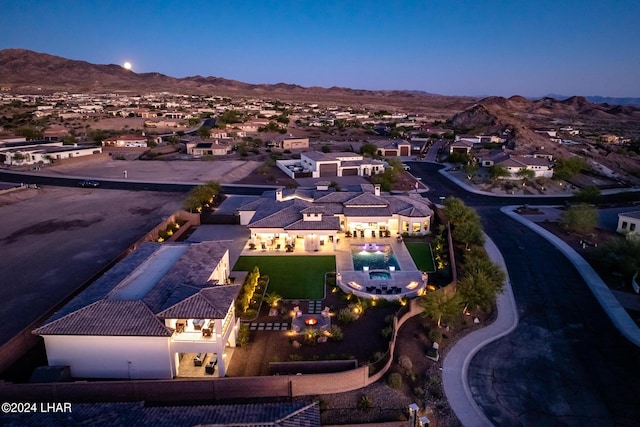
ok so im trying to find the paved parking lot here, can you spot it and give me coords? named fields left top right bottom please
left=0, top=186, right=182, bottom=346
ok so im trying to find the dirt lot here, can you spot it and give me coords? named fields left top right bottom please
left=0, top=186, right=182, bottom=346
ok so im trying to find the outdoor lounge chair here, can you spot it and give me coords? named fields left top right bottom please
left=261, top=243, right=267, bottom=251
left=275, top=244, right=281, bottom=250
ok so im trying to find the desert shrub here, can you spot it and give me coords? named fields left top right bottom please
left=237, top=324, right=250, bottom=346
left=398, top=355, right=413, bottom=371
left=429, top=329, right=443, bottom=343
left=381, top=325, right=393, bottom=339
left=373, top=351, right=385, bottom=363
left=327, top=325, right=344, bottom=341
left=358, top=394, right=373, bottom=409
left=387, top=372, right=403, bottom=389
left=427, top=375, right=441, bottom=387
left=413, top=387, right=425, bottom=398
left=337, top=307, right=357, bottom=323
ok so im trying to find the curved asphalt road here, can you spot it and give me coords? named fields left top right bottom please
left=406, top=163, right=640, bottom=425
left=472, top=208, right=640, bottom=426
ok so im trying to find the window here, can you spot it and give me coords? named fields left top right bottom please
left=622, top=221, right=628, bottom=230
left=631, top=223, right=636, bottom=232
left=402, top=221, right=409, bottom=232
left=412, top=223, right=421, bottom=233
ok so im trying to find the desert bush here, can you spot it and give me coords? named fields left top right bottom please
left=327, top=325, right=344, bottom=341
left=337, top=307, right=357, bottom=323
left=237, top=324, right=250, bottom=346
left=429, top=329, right=443, bottom=343
left=381, top=325, right=393, bottom=339
left=398, top=355, right=413, bottom=371
left=387, top=372, right=403, bottom=389
left=358, top=394, right=373, bottom=409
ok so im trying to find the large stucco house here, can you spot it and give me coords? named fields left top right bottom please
left=33, top=242, right=240, bottom=380
left=277, top=151, right=386, bottom=179
left=238, top=183, right=434, bottom=251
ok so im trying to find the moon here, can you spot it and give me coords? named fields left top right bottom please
left=123, top=62, right=132, bottom=70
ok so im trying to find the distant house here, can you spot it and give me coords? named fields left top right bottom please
left=184, top=137, right=230, bottom=157
left=102, top=134, right=148, bottom=148
left=0, top=140, right=102, bottom=166
left=370, top=139, right=411, bottom=157
left=33, top=242, right=240, bottom=380
left=455, top=134, right=480, bottom=144
left=617, top=211, right=640, bottom=239
left=294, top=151, right=386, bottom=178
left=42, top=125, right=70, bottom=141
left=534, top=129, right=558, bottom=138
left=476, top=150, right=553, bottom=178
left=448, top=140, right=474, bottom=155
left=270, top=137, right=309, bottom=150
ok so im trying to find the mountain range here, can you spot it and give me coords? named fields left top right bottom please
left=2, top=49, right=639, bottom=108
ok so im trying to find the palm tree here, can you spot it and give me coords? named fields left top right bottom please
left=264, top=292, right=282, bottom=308
left=303, top=327, right=320, bottom=343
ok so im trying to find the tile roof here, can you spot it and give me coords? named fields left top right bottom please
left=5, top=401, right=321, bottom=427
left=33, top=300, right=172, bottom=336
left=156, top=285, right=241, bottom=319
left=143, top=242, right=229, bottom=313
left=343, top=193, right=389, bottom=207
left=35, top=242, right=230, bottom=336
left=284, top=216, right=341, bottom=231
left=343, top=206, right=393, bottom=217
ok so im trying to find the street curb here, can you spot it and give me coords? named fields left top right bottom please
left=442, top=233, right=518, bottom=427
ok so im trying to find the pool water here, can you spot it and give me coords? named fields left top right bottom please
left=369, top=271, right=392, bottom=280
left=351, top=244, right=401, bottom=271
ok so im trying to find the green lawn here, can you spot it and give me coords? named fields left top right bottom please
left=404, top=242, right=436, bottom=272
left=232, top=256, right=335, bottom=300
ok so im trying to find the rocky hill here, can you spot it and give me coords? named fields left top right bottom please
left=0, top=49, right=473, bottom=114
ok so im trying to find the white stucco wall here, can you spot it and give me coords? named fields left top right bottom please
left=43, top=335, right=173, bottom=379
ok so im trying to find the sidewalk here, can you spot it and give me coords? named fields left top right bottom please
left=442, top=235, right=518, bottom=427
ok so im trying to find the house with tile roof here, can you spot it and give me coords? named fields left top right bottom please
left=33, top=241, right=240, bottom=379
left=476, top=150, right=554, bottom=178
left=370, top=139, right=412, bottom=157
left=238, top=184, right=434, bottom=251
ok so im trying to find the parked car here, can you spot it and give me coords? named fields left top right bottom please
left=78, top=180, right=100, bottom=188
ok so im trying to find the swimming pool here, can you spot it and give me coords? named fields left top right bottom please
left=351, top=244, right=401, bottom=271
left=369, top=271, right=392, bottom=280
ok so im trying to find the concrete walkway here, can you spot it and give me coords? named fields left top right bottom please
left=442, top=235, right=518, bottom=427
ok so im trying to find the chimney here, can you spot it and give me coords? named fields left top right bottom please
left=374, top=184, right=380, bottom=196
left=275, top=188, right=283, bottom=201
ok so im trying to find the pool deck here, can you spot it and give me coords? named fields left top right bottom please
left=336, top=236, right=426, bottom=299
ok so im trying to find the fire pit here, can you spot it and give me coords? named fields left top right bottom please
left=304, top=317, right=318, bottom=326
